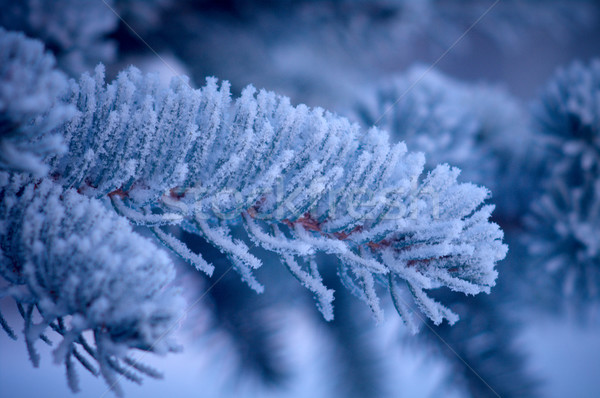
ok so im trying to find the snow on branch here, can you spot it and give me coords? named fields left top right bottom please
left=525, top=59, right=600, bottom=307
left=46, top=63, right=507, bottom=326
left=0, top=172, right=185, bottom=396
left=534, top=59, right=600, bottom=178
left=0, top=28, right=74, bottom=176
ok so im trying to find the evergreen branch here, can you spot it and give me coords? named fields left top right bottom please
left=49, top=64, right=507, bottom=326
left=0, top=28, right=74, bottom=176
left=0, top=172, right=185, bottom=396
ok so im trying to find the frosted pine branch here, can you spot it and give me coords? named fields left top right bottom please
left=0, top=28, right=74, bottom=176
left=48, top=64, right=507, bottom=325
left=525, top=60, right=600, bottom=307
left=534, top=59, right=600, bottom=179
left=0, top=172, right=185, bottom=396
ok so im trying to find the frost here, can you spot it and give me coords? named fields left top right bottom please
left=524, top=59, right=600, bottom=307
left=0, top=172, right=184, bottom=396
left=49, top=65, right=507, bottom=326
left=0, top=28, right=74, bottom=176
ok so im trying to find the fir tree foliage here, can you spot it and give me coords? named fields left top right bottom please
left=48, top=60, right=507, bottom=326
left=2, top=2, right=599, bottom=396
left=0, top=172, right=185, bottom=396
left=525, top=59, right=600, bottom=306
left=534, top=59, right=600, bottom=179
left=0, top=28, right=74, bottom=176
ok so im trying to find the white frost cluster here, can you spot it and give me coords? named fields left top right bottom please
left=525, top=180, right=600, bottom=303
left=525, top=59, right=600, bottom=306
left=51, top=66, right=507, bottom=326
left=535, top=59, right=600, bottom=177
left=0, top=172, right=184, bottom=396
left=0, top=28, right=74, bottom=176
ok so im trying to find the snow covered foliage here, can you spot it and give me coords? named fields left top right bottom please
left=354, top=66, right=533, bottom=221
left=534, top=60, right=600, bottom=180
left=48, top=64, right=507, bottom=325
left=524, top=60, right=600, bottom=306
left=0, top=28, right=74, bottom=176
left=0, top=172, right=185, bottom=396
left=3, top=1, right=600, bottom=397
left=525, top=180, right=600, bottom=306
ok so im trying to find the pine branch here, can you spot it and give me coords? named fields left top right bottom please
left=533, top=59, right=600, bottom=180
left=0, top=28, right=74, bottom=176
left=524, top=59, right=600, bottom=308
left=47, top=63, right=507, bottom=326
left=0, top=172, right=185, bottom=396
